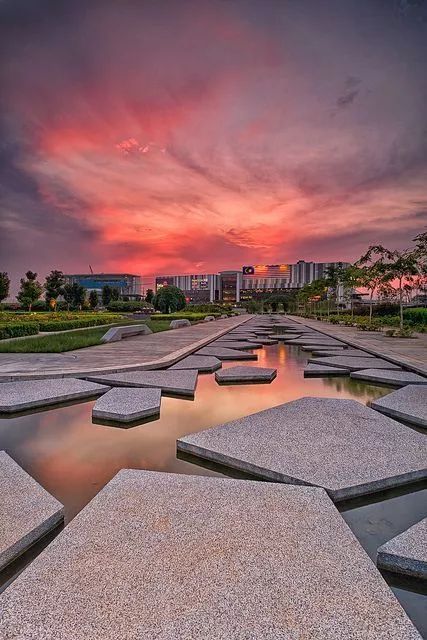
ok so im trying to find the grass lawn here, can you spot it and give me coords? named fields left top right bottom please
left=0, top=320, right=171, bottom=353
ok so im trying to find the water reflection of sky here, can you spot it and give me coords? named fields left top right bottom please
left=0, top=343, right=393, bottom=522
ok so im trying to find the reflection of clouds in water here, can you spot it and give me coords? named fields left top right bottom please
left=0, top=343, right=394, bottom=520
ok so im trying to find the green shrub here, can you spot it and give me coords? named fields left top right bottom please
left=107, top=301, right=153, bottom=312
left=0, top=322, right=40, bottom=340
left=38, top=315, right=125, bottom=331
left=186, top=303, right=232, bottom=314
left=150, top=312, right=220, bottom=321
left=403, top=308, right=427, bottom=326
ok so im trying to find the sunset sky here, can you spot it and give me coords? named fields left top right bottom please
left=1, top=0, right=427, bottom=290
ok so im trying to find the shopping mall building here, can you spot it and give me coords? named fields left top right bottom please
left=155, top=260, right=349, bottom=304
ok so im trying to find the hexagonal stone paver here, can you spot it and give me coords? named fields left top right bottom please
left=377, top=518, right=427, bottom=580
left=210, top=340, right=263, bottom=350
left=215, top=366, right=277, bottom=384
left=308, top=356, right=402, bottom=372
left=85, top=370, right=198, bottom=397
left=168, top=355, right=222, bottom=373
left=0, top=378, right=110, bottom=414
left=306, top=349, right=372, bottom=357
left=195, top=347, right=257, bottom=361
left=0, top=452, right=63, bottom=571
left=178, top=398, right=427, bottom=501
left=370, top=385, right=427, bottom=428
left=92, top=387, right=161, bottom=423
left=0, top=470, right=421, bottom=639
left=304, top=364, right=349, bottom=377
left=351, top=369, right=427, bottom=388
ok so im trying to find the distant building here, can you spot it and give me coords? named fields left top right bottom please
left=64, top=273, right=142, bottom=299
left=155, top=260, right=350, bottom=304
left=155, top=274, right=219, bottom=303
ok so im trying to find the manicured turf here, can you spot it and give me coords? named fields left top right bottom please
left=0, top=321, right=171, bottom=353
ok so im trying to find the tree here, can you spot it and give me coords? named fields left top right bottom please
left=102, top=285, right=113, bottom=306
left=325, top=264, right=346, bottom=314
left=89, top=290, right=99, bottom=309
left=383, top=250, right=419, bottom=330
left=44, top=270, right=65, bottom=310
left=62, top=283, right=74, bottom=311
left=356, top=247, right=393, bottom=322
left=145, top=288, right=154, bottom=304
left=111, top=287, right=120, bottom=301
left=71, top=283, right=86, bottom=310
left=153, top=285, right=186, bottom=314
left=0, top=272, right=10, bottom=303
left=341, top=266, right=364, bottom=318
left=17, top=271, right=43, bottom=311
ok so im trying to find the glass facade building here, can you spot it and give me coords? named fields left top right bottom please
left=63, top=273, right=142, bottom=298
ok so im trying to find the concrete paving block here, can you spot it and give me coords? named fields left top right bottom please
left=304, top=364, right=349, bottom=377
left=0, top=452, right=63, bottom=571
left=92, top=387, right=161, bottom=423
left=195, top=347, right=257, bottom=361
left=0, top=378, right=109, bottom=413
left=210, top=340, right=263, bottom=350
left=169, top=355, right=222, bottom=373
left=370, top=385, right=427, bottom=428
left=252, top=337, right=278, bottom=345
left=178, top=397, right=427, bottom=501
left=351, top=369, right=427, bottom=388
left=307, top=349, right=373, bottom=357
left=0, top=470, right=421, bottom=639
left=285, top=338, right=347, bottom=347
left=308, top=356, right=402, bottom=372
left=377, top=518, right=427, bottom=579
left=215, top=366, right=277, bottom=384
left=301, top=345, right=348, bottom=352
left=85, top=370, right=198, bottom=397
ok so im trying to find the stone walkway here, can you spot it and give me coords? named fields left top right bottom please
left=0, top=316, right=248, bottom=381
left=287, top=315, right=427, bottom=375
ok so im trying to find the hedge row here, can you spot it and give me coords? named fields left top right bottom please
left=38, top=315, right=124, bottom=332
left=0, top=322, right=40, bottom=340
left=107, top=301, right=153, bottom=312
left=150, top=313, right=221, bottom=321
left=403, top=308, right=427, bottom=325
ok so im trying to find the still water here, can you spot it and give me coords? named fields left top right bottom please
left=0, top=341, right=425, bottom=635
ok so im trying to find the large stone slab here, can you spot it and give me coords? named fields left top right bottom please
left=195, top=347, right=257, bottom=361
left=215, top=365, right=277, bottom=384
left=377, top=518, right=427, bottom=579
left=370, top=385, right=427, bottom=428
left=351, top=369, right=427, bottom=388
left=308, top=356, right=402, bottom=372
left=0, top=378, right=109, bottom=413
left=169, top=355, right=222, bottom=372
left=92, top=387, right=161, bottom=423
left=0, top=452, right=63, bottom=571
left=85, top=370, right=198, bottom=397
left=210, top=340, right=263, bottom=350
left=178, top=398, right=427, bottom=501
left=300, top=344, right=348, bottom=352
left=285, top=338, right=347, bottom=347
left=252, top=337, right=278, bottom=345
left=304, top=363, right=349, bottom=377
left=0, top=470, right=421, bottom=639
left=307, top=349, right=373, bottom=357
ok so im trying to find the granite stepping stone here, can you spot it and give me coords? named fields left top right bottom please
left=370, top=385, right=427, bottom=428
left=252, top=337, right=278, bottom=345
left=275, top=334, right=303, bottom=341
left=304, top=364, right=349, bottom=377
left=285, top=338, right=347, bottom=347
left=377, top=518, right=427, bottom=580
left=210, top=340, right=263, bottom=350
left=92, top=387, right=162, bottom=423
left=85, top=370, right=198, bottom=397
left=215, top=366, right=277, bottom=384
left=351, top=369, right=427, bottom=388
left=0, top=470, right=421, bottom=639
left=169, top=355, right=222, bottom=372
left=308, top=356, right=402, bottom=372
left=0, top=378, right=109, bottom=414
left=178, top=397, right=427, bottom=501
left=0, top=451, right=63, bottom=571
left=307, top=349, right=372, bottom=357
left=195, top=347, right=257, bottom=361
left=301, top=345, right=348, bottom=352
